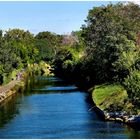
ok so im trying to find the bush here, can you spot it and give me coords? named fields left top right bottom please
left=123, top=70, right=140, bottom=106
left=27, top=62, right=51, bottom=76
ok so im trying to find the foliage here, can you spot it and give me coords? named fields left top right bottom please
left=52, top=2, right=140, bottom=111
left=53, top=46, right=74, bottom=72
left=1, top=2, right=140, bottom=112
left=0, top=29, right=39, bottom=84
left=27, top=61, right=51, bottom=76
left=35, top=31, right=62, bottom=61
left=81, top=2, right=140, bottom=83
left=53, top=45, right=82, bottom=76
left=3, top=29, right=38, bottom=66
left=123, top=70, right=140, bottom=106
left=0, top=40, right=19, bottom=84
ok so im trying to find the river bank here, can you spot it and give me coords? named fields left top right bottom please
left=1, top=65, right=139, bottom=132
left=55, top=73, right=140, bottom=131
left=90, top=84, right=140, bottom=131
left=0, top=71, right=28, bottom=104
left=1, top=76, right=139, bottom=138
left=0, top=62, right=53, bottom=104
left=0, top=81, right=17, bottom=103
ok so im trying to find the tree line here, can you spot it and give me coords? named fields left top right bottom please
left=0, top=29, right=73, bottom=84
left=1, top=2, right=140, bottom=109
left=53, top=2, right=140, bottom=109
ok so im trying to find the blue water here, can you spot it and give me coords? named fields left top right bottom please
left=0, top=76, right=140, bottom=138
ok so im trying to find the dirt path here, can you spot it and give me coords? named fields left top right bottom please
left=0, top=80, right=18, bottom=102
left=0, top=80, right=18, bottom=94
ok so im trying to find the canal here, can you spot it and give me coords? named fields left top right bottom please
left=0, top=76, right=140, bottom=138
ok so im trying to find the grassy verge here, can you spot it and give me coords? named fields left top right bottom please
left=92, top=83, right=131, bottom=112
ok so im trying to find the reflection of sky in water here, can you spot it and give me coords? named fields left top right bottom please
left=0, top=76, right=139, bottom=139
left=46, top=86, right=77, bottom=91
left=36, top=76, right=64, bottom=82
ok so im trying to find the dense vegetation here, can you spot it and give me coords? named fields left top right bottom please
left=0, top=29, right=61, bottom=84
left=0, top=29, right=37, bottom=84
left=1, top=2, right=140, bottom=113
left=53, top=2, right=140, bottom=113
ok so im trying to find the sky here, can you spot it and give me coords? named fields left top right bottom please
left=0, top=1, right=121, bottom=35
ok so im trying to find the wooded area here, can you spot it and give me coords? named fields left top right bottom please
left=1, top=2, right=140, bottom=112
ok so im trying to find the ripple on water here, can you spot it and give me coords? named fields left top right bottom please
left=0, top=76, right=139, bottom=139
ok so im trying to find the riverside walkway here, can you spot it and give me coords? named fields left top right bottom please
left=0, top=80, right=18, bottom=103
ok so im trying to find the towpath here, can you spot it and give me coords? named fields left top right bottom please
left=0, top=80, right=18, bottom=94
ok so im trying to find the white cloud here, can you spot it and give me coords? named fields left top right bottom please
left=128, top=0, right=140, bottom=5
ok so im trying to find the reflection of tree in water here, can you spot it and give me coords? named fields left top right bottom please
left=25, top=76, right=70, bottom=93
left=0, top=94, right=19, bottom=128
left=25, top=76, right=55, bottom=92
left=126, top=127, right=140, bottom=139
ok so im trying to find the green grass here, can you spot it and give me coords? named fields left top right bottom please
left=92, top=83, right=128, bottom=111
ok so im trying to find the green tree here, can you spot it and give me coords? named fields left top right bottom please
left=4, top=29, right=38, bottom=66
left=0, top=43, right=18, bottom=84
left=123, top=70, right=140, bottom=106
left=35, top=31, right=62, bottom=61
left=81, top=2, right=140, bottom=83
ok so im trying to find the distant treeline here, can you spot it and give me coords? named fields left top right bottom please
left=0, top=28, right=78, bottom=84
left=1, top=2, right=140, bottom=108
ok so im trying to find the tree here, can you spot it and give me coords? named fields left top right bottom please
left=81, top=2, right=140, bottom=83
left=123, top=70, right=140, bottom=106
left=35, top=31, right=62, bottom=61
left=4, top=29, right=38, bottom=66
left=0, top=43, right=18, bottom=84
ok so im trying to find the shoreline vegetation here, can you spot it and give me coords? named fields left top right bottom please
left=90, top=84, right=140, bottom=130
left=0, top=62, right=53, bottom=104
left=1, top=2, right=140, bottom=131
left=52, top=2, right=140, bottom=130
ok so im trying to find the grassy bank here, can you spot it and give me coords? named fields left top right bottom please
left=92, top=83, right=138, bottom=114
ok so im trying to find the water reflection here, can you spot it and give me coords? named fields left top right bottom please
left=0, top=76, right=140, bottom=138
left=0, top=94, right=19, bottom=128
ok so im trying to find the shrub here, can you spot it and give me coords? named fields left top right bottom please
left=123, top=70, right=140, bottom=106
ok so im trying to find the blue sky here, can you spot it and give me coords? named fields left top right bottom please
left=0, top=1, right=119, bottom=35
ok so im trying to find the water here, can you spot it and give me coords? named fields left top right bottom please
left=0, top=76, right=140, bottom=139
